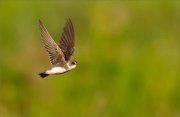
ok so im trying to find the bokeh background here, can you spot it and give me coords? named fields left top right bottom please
left=0, top=0, right=179, bottom=116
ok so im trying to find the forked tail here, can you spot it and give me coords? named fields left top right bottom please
left=39, top=71, right=49, bottom=78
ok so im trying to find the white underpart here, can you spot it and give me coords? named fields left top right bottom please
left=46, top=64, right=77, bottom=75
left=46, top=67, right=66, bottom=74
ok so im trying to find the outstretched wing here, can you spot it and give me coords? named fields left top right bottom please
left=39, top=20, right=66, bottom=66
left=59, top=18, right=75, bottom=61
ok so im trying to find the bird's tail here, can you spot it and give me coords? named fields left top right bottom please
left=39, top=71, right=49, bottom=78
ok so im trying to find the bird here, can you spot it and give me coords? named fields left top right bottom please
left=38, top=18, right=77, bottom=78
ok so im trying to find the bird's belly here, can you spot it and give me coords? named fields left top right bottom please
left=46, top=67, right=66, bottom=74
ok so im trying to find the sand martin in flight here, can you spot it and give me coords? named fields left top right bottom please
left=38, top=18, right=77, bottom=78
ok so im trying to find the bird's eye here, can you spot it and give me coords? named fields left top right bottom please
left=72, top=61, right=77, bottom=65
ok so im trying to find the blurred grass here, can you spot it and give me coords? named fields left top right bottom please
left=0, top=0, right=179, bottom=116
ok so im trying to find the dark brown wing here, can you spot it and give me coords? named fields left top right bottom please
left=59, top=18, right=75, bottom=61
left=39, top=20, right=66, bottom=66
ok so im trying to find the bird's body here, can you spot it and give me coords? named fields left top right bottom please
left=38, top=18, right=77, bottom=78
left=46, top=67, right=67, bottom=74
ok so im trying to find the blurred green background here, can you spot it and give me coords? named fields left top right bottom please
left=0, top=0, right=179, bottom=116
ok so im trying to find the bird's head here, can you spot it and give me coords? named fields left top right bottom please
left=68, top=60, right=77, bottom=70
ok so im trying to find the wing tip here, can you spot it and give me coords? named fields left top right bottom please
left=38, top=19, right=43, bottom=26
left=66, top=17, right=74, bottom=32
left=67, top=17, right=71, bottom=20
left=66, top=18, right=72, bottom=23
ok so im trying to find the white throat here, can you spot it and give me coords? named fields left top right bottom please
left=67, top=64, right=77, bottom=70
